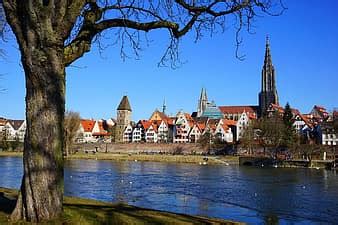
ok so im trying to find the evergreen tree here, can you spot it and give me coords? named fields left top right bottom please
left=283, top=103, right=293, bottom=128
left=282, top=102, right=297, bottom=150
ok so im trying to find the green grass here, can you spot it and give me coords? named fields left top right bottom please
left=0, top=187, right=243, bottom=225
left=0, top=151, right=239, bottom=165
left=0, top=151, right=23, bottom=157
left=68, top=153, right=239, bottom=165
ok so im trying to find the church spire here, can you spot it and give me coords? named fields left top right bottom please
left=197, top=88, right=208, bottom=117
left=259, top=36, right=279, bottom=117
left=162, top=98, right=167, bottom=114
left=264, top=35, right=272, bottom=67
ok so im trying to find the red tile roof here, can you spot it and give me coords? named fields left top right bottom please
left=150, top=120, right=161, bottom=126
left=219, top=105, right=258, bottom=114
left=166, top=118, right=175, bottom=125
left=269, top=104, right=284, bottom=113
left=188, top=120, right=194, bottom=128
left=81, top=119, right=96, bottom=132
left=219, top=106, right=258, bottom=119
left=139, top=120, right=152, bottom=130
left=314, top=105, right=326, bottom=112
left=207, top=119, right=220, bottom=126
left=207, top=119, right=219, bottom=132
left=298, top=114, right=311, bottom=126
left=223, top=119, right=237, bottom=126
left=221, top=124, right=229, bottom=131
left=184, top=113, right=193, bottom=121
left=151, top=123, right=158, bottom=132
left=196, top=122, right=206, bottom=131
left=0, top=118, right=7, bottom=126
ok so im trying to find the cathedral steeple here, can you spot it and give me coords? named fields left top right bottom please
left=197, top=88, right=208, bottom=117
left=162, top=98, right=167, bottom=114
left=259, top=36, right=279, bottom=117
left=264, top=36, right=272, bottom=68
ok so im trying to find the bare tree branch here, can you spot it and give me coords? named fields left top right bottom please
left=63, top=0, right=286, bottom=67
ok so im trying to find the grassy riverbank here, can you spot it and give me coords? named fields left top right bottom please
left=0, top=151, right=239, bottom=165
left=68, top=153, right=239, bottom=165
left=0, top=187, right=242, bottom=225
left=0, top=151, right=22, bottom=157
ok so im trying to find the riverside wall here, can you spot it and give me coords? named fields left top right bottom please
left=72, top=143, right=205, bottom=154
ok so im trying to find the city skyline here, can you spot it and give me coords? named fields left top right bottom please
left=1, top=0, right=337, bottom=121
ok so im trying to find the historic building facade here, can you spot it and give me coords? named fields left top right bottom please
left=115, top=96, right=132, bottom=143
left=197, top=88, right=208, bottom=117
left=258, top=36, right=279, bottom=117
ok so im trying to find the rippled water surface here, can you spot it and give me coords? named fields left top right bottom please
left=1, top=156, right=338, bottom=224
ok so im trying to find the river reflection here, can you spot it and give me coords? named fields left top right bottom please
left=1, top=157, right=338, bottom=224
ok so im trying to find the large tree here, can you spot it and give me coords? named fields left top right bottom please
left=256, top=114, right=284, bottom=156
left=239, top=120, right=258, bottom=155
left=0, top=0, right=285, bottom=222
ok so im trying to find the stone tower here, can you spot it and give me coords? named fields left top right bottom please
left=197, top=88, right=208, bottom=117
left=115, top=95, right=132, bottom=142
left=259, top=37, right=279, bottom=117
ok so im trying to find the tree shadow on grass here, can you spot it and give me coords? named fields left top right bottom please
left=0, top=189, right=239, bottom=224
left=64, top=201, right=238, bottom=225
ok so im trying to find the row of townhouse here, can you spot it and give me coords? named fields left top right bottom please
left=0, top=104, right=335, bottom=146
left=123, top=118, right=173, bottom=143
left=121, top=111, right=235, bottom=144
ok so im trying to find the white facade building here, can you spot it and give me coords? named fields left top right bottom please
left=215, top=121, right=233, bottom=143
left=123, top=124, right=133, bottom=143
left=293, top=114, right=308, bottom=133
left=155, top=120, right=169, bottom=143
left=4, top=120, right=26, bottom=142
left=173, top=112, right=192, bottom=143
left=132, top=125, right=143, bottom=142
left=236, top=112, right=250, bottom=141
left=145, top=124, right=158, bottom=143
left=189, top=124, right=203, bottom=143
left=76, top=120, right=97, bottom=143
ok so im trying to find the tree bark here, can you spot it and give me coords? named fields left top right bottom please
left=2, top=1, right=68, bottom=222
left=10, top=46, right=65, bottom=222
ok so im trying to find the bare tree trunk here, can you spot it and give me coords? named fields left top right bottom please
left=10, top=46, right=65, bottom=222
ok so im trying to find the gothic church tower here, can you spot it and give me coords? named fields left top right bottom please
left=197, top=88, right=208, bottom=117
left=259, top=37, right=279, bottom=117
left=116, top=95, right=132, bottom=142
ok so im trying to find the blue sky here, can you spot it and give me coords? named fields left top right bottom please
left=1, top=0, right=337, bottom=121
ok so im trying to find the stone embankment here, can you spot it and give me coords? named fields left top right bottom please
left=73, top=143, right=205, bottom=154
left=67, top=152, right=239, bottom=165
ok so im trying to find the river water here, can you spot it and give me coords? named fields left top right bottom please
left=0, top=156, right=337, bottom=224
